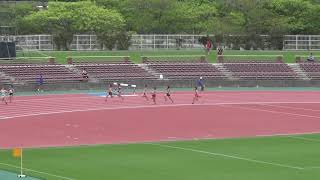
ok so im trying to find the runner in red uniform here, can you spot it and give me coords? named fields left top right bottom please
left=105, top=84, right=113, bottom=102
left=142, top=84, right=149, bottom=101
left=192, top=87, right=200, bottom=104
left=151, top=87, right=157, bottom=105
left=164, top=85, right=174, bottom=103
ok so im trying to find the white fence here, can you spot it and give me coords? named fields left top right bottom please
left=283, top=35, right=320, bottom=50
left=0, top=35, right=53, bottom=50
left=70, top=35, right=99, bottom=50
left=0, top=34, right=208, bottom=51
left=130, top=34, right=207, bottom=50
left=70, top=34, right=207, bottom=50
left=2, top=34, right=319, bottom=51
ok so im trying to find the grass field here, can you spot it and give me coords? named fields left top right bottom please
left=17, top=49, right=320, bottom=64
left=0, top=134, right=319, bottom=180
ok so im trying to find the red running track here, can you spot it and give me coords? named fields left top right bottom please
left=1, top=91, right=320, bottom=149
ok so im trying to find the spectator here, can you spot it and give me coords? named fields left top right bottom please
left=307, top=53, right=315, bottom=62
left=82, top=69, right=89, bottom=79
left=217, top=43, right=223, bottom=55
left=206, top=40, right=212, bottom=55
left=197, top=77, right=205, bottom=91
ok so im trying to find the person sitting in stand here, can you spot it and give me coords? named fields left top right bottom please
left=82, top=69, right=89, bottom=79
left=307, top=53, right=315, bottom=62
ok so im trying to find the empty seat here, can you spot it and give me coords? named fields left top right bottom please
left=223, top=62, right=297, bottom=80
left=299, top=62, right=320, bottom=80
left=144, top=59, right=225, bottom=80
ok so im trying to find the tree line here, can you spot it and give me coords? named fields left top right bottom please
left=3, top=0, right=320, bottom=50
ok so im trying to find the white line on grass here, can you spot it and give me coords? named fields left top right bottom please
left=219, top=54, right=283, bottom=57
left=19, top=49, right=51, bottom=57
left=304, top=166, right=320, bottom=169
left=0, top=162, right=75, bottom=180
left=149, top=143, right=304, bottom=170
left=2, top=101, right=320, bottom=120
left=286, top=136, right=320, bottom=143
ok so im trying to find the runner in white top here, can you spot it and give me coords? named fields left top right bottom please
left=1, top=87, right=8, bottom=105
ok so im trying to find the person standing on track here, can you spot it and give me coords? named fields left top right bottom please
left=192, top=87, right=200, bottom=104
left=197, top=77, right=205, bottom=91
left=8, top=85, right=14, bottom=103
left=151, top=87, right=157, bottom=105
left=142, top=84, right=149, bottom=101
left=105, top=84, right=113, bottom=102
left=37, top=74, right=44, bottom=92
left=1, top=87, right=8, bottom=105
left=164, top=85, right=174, bottom=103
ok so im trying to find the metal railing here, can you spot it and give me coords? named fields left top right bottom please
left=1, top=34, right=209, bottom=51
left=283, top=35, right=320, bottom=50
left=2, top=34, right=319, bottom=51
left=0, top=34, right=53, bottom=50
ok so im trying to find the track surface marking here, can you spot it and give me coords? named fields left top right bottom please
left=0, top=91, right=320, bottom=148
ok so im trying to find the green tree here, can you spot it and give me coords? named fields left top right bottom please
left=268, top=0, right=320, bottom=34
left=10, top=3, right=37, bottom=34
left=163, top=1, right=214, bottom=33
left=24, top=1, right=125, bottom=50
left=0, top=2, right=37, bottom=34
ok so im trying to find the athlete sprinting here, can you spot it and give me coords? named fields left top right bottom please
left=164, top=85, right=174, bottom=103
left=105, top=84, right=113, bottom=102
left=151, top=87, right=157, bottom=105
left=1, top=87, right=8, bottom=105
left=8, top=85, right=14, bottom=103
left=192, top=87, right=200, bottom=104
left=117, top=83, right=124, bottom=101
left=142, top=84, right=149, bottom=101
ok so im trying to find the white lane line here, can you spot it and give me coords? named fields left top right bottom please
left=0, top=103, right=194, bottom=119
left=149, top=143, right=304, bottom=170
left=1, top=97, right=141, bottom=110
left=260, top=104, right=320, bottom=112
left=255, top=132, right=320, bottom=137
left=0, top=162, right=75, bottom=180
left=0, top=99, right=146, bottom=115
left=225, top=105, right=320, bottom=120
left=2, top=101, right=320, bottom=120
left=13, top=95, right=101, bottom=102
left=210, top=93, right=320, bottom=106
left=286, top=136, right=320, bottom=143
left=98, top=94, right=138, bottom=97
left=0, top=98, right=139, bottom=112
left=0, top=101, right=107, bottom=112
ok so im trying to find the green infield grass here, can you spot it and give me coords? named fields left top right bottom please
left=16, top=50, right=320, bottom=64
left=0, top=134, right=319, bottom=180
